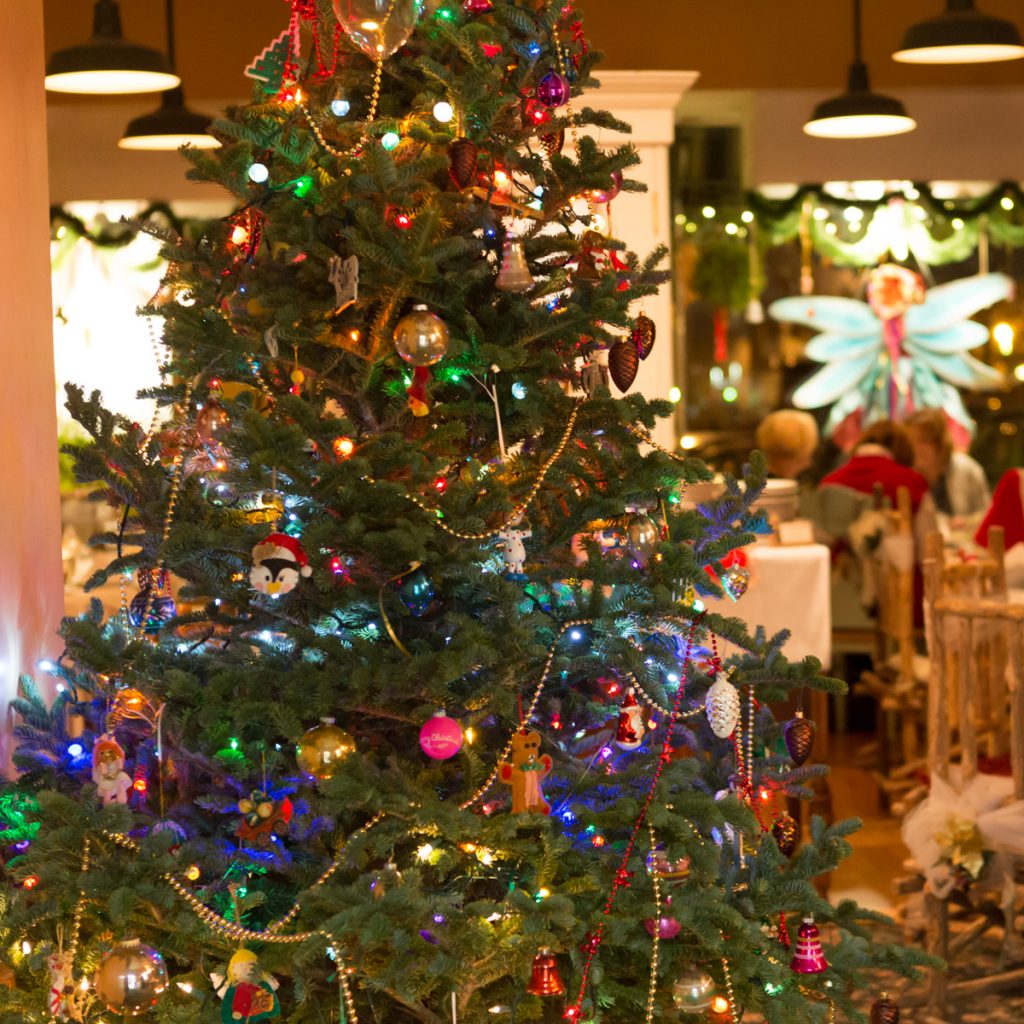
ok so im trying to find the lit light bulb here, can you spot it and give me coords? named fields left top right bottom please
left=360, top=19, right=380, bottom=30
left=993, top=321, right=1015, bottom=356
left=416, top=843, right=435, bottom=861
left=381, top=131, right=401, bottom=151
left=668, top=386, right=682, bottom=403
left=331, top=97, right=351, bottom=117
left=247, top=161, right=269, bottom=184
left=20, top=941, right=32, bottom=955
left=701, top=205, right=716, bottom=218
left=680, top=434, right=698, bottom=450
left=1001, top=196, right=1015, bottom=211
left=741, top=210, right=754, bottom=223
left=230, top=225, right=249, bottom=246
left=433, top=100, right=454, bottom=123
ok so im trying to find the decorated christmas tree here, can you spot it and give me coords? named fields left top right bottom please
left=1, top=1, right=929, bottom=1022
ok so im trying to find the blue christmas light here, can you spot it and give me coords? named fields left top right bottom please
left=570, top=629, right=582, bottom=641
left=331, top=98, right=351, bottom=117
left=67, top=743, right=84, bottom=758
left=511, top=381, right=527, bottom=400
left=527, top=41, right=542, bottom=59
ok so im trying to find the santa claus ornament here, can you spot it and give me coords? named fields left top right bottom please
left=92, top=735, right=132, bottom=806
left=615, top=688, right=645, bottom=750
left=250, top=532, right=312, bottom=597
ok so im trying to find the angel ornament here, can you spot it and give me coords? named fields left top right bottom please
left=770, top=265, right=1011, bottom=449
left=212, top=948, right=280, bottom=1023
left=497, top=515, right=532, bottom=580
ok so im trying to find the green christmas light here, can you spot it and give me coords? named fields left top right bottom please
left=291, top=175, right=314, bottom=198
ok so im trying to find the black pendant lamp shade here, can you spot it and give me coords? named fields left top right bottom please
left=893, top=0, right=1024, bottom=64
left=45, top=0, right=180, bottom=95
left=118, top=87, right=219, bottom=150
left=804, top=0, right=916, bottom=138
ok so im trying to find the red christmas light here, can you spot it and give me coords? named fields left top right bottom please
left=433, top=476, right=448, bottom=494
left=394, top=212, right=412, bottom=230
left=333, top=436, right=355, bottom=459
left=21, top=875, right=39, bottom=890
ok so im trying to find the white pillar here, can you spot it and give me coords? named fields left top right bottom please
left=583, top=71, right=698, bottom=450
left=1, top=0, right=65, bottom=763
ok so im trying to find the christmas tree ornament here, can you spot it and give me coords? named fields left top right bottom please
left=614, top=688, right=645, bottom=749
left=644, top=894, right=681, bottom=939
left=328, top=254, right=359, bottom=313
left=771, top=812, right=799, bottom=857
left=92, top=735, right=132, bottom=806
left=250, top=532, right=313, bottom=597
left=870, top=994, right=900, bottom=1024
left=397, top=566, right=437, bottom=616
left=47, top=948, right=84, bottom=1021
left=589, top=169, right=623, bottom=205
left=94, top=940, right=168, bottom=1016
left=495, top=238, right=534, bottom=292
left=196, top=399, right=231, bottom=443
left=297, top=718, right=356, bottom=780
left=127, top=569, right=177, bottom=634
left=393, top=305, right=450, bottom=366
left=608, top=338, right=639, bottom=391
left=212, top=948, right=280, bottom=1023
left=419, top=710, right=464, bottom=760
left=540, top=129, right=564, bottom=159
left=646, top=847, right=690, bottom=880
left=525, top=949, right=565, bottom=996
left=705, top=673, right=741, bottom=739
left=499, top=730, right=552, bottom=813
left=536, top=68, right=570, bottom=108
left=671, top=966, right=716, bottom=1014
left=625, top=508, right=658, bottom=567
left=784, top=710, right=815, bottom=766
left=245, top=30, right=292, bottom=94
left=497, top=516, right=532, bottom=578
left=463, top=0, right=493, bottom=12
left=790, top=916, right=829, bottom=974
left=333, top=0, right=422, bottom=60
left=407, top=365, right=432, bottom=417
left=448, top=138, right=479, bottom=189
left=722, top=564, right=751, bottom=601
left=632, top=312, right=656, bottom=360
left=236, top=791, right=293, bottom=846
left=580, top=348, right=611, bottom=396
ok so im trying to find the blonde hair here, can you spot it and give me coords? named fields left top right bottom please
left=905, top=408, right=953, bottom=471
left=755, top=410, right=819, bottom=468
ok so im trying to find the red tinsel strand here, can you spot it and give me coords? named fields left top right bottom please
left=312, top=22, right=342, bottom=78
left=566, top=615, right=702, bottom=1021
left=778, top=913, right=792, bottom=949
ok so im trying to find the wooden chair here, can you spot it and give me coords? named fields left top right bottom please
left=903, top=535, right=1024, bottom=1016
left=858, top=486, right=924, bottom=805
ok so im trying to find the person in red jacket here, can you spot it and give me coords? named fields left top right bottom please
left=816, top=420, right=935, bottom=552
left=975, top=468, right=1024, bottom=587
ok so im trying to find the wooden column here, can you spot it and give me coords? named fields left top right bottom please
left=0, top=1, right=65, bottom=765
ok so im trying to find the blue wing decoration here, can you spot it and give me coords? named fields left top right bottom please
left=769, top=272, right=1011, bottom=444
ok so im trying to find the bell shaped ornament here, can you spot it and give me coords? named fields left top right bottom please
left=496, top=238, right=534, bottom=292
left=525, top=948, right=565, bottom=996
left=790, top=916, right=829, bottom=974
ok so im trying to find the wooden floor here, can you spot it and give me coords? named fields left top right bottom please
left=824, top=732, right=906, bottom=915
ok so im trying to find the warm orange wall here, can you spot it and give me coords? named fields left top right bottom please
left=42, top=0, right=1024, bottom=99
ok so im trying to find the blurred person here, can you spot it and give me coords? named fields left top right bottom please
left=905, top=408, right=989, bottom=524
left=975, top=468, right=1024, bottom=587
left=755, top=409, right=819, bottom=480
left=816, top=420, right=936, bottom=550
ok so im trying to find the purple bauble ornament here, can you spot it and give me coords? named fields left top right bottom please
left=536, top=69, right=570, bottom=108
left=644, top=915, right=681, bottom=940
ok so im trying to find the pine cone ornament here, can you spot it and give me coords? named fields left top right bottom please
left=705, top=673, right=740, bottom=739
left=870, top=995, right=900, bottom=1024
left=771, top=812, right=799, bottom=857
left=608, top=339, right=639, bottom=392
left=540, top=129, right=564, bottom=159
left=448, top=138, right=478, bottom=189
left=784, top=711, right=815, bottom=766
left=632, top=313, right=656, bottom=360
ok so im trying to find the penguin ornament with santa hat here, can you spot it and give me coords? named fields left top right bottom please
left=249, top=532, right=312, bottom=597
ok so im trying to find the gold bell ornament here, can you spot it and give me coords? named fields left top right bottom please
left=496, top=237, right=534, bottom=292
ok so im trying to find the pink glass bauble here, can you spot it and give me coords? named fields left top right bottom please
left=419, top=710, right=464, bottom=759
left=644, top=915, right=681, bottom=940
left=536, top=69, right=570, bottom=108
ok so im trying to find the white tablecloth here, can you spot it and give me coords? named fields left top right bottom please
left=706, top=543, right=832, bottom=668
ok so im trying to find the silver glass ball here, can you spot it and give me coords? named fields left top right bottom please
left=625, top=513, right=659, bottom=567
left=393, top=304, right=450, bottom=367
left=671, top=966, right=715, bottom=1014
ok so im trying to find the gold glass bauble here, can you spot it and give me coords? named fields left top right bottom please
left=393, top=304, right=450, bottom=367
left=333, top=0, right=422, bottom=60
left=297, top=717, right=356, bottom=780
left=625, top=512, right=659, bottom=567
left=94, top=939, right=168, bottom=1017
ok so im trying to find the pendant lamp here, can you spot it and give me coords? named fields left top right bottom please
left=46, top=0, right=180, bottom=95
left=893, top=0, right=1024, bottom=64
left=118, top=0, right=218, bottom=151
left=804, top=0, right=916, bottom=138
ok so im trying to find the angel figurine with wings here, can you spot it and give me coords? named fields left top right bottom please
left=769, top=265, right=1012, bottom=449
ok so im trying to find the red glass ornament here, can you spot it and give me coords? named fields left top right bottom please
left=526, top=949, right=565, bottom=996
left=536, top=69, right=570, bottom=108
left=790, top=916, right=829, bottom=974
left=464, top=0, right=493, bottom=10
left=479, top=42, right=503, bottom=58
